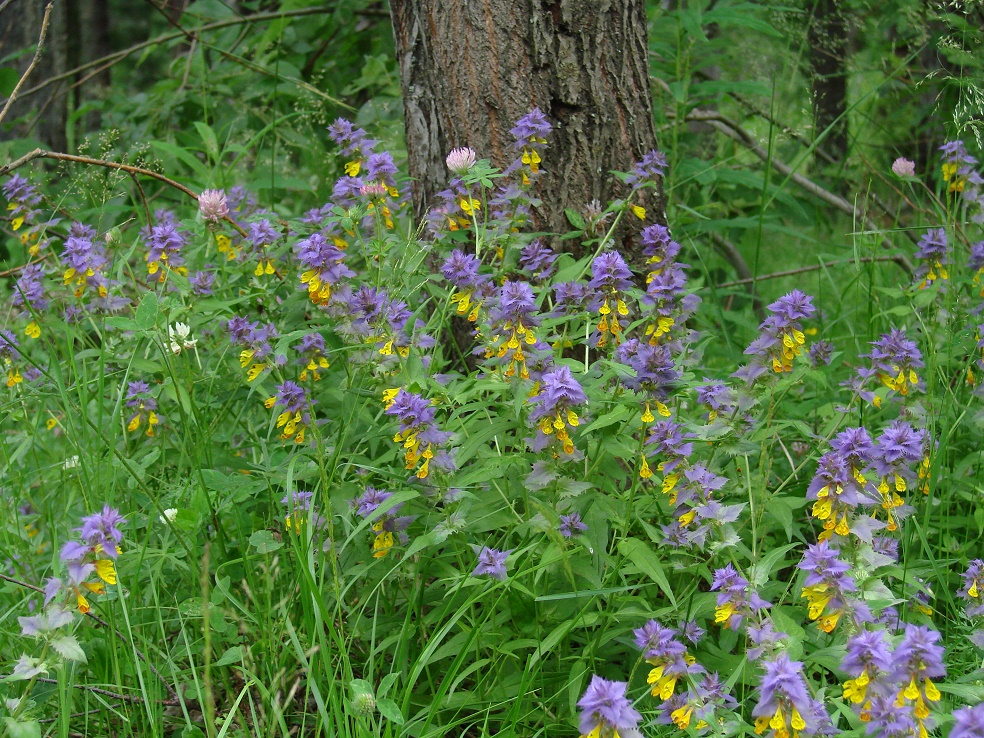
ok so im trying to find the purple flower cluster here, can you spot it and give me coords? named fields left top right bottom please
left=797, top=540, right=870, bottom=632
left=189, top=268, right=215, bottom=295
left=527, top=365, right=587, bottom=456
left=752, top=654, right=828, bottom=738
left=61, top=222, right=110, bottom=299
left=853, top=328, right=924, bottom=406
left=643, top=418, right=694, bottom=489
left=245, top=219, right=280, bottom=276
left=661, top=672, right=737, bottom=731
left=384, top=389, right=453, bottom=479
left=840, top=629, right=893, bottom=719
left=806, top=427, right=878, bottom=541
left=264, top=380, right=312, bottom=443
left=940, top=140, right=984, bottom=220
left=472, top=546, right=510, bottom=580
left=509, top=108, right=551, bottom=185
left=518, top=240, right=557, bottom=282
left=3, top=174, right=54, bottom=254
left=640, top=225, right=699, bottom=350
left=626, top=149, right=669, bottom=186
left=227, top=317, right=284, bottom=381
left=47, top=506, right=126, bottom=614
left=12, top=263, right=47, bottom=338
left=351, top=487, right=414, bottom=558
left=634, top=619, right=703, bottom=702
left=125, top=380, right=160, bottom=436
left=660, top=465, right=741, bottom=550
left=576, top=676, right=642, bottom=738
left=296, top=233, right=355, bottom=305
left=735, top=290, right=816, bottom=383
left=485, top=280, right=546, bottom=380
left=588, top=251, right=634, bottom=348
left=913, top=227, right=949, bottom=289
left=888, top=624, right=946, bottom=736
left=710, top=564, right=770, bottom=631
left=558, top=511, right=588, bottom=538
left=616, top=339, right=679, bottom=425
left=872, top=420, right=925, bottom=532
left=328, top=118, right=379, bottom=171
left=952, top=704, right=984, bottom=738
left=551, top=281, right=591, bottom=317
left=281, top=490, right=324, bottom=530
left=143, top=210, right=188, bottom=280
left=960, top=559, right=984, bottom=617
left=442, top=249, right=493, bottom=322
left=293, top=332, right=330, bottom=381
left=1, top=328, right=23, bottom=387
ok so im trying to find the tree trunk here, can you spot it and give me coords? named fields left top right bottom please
left=807, top=0, right=848, bottom=162
left=0, top=0, right=69, bottom=151
left=389, top=0, right=664, bottom=265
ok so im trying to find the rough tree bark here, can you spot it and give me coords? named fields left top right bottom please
left=389, top=0, right=664, bottom=265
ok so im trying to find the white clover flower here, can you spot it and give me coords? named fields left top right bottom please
left=446, top=147, right=477, bottom=174
left=160, top=508, right=178, bottom=524
left=198, top=189, right=229, bottom=225
left=892, top=157, right=916, bottom=178
left=62, top=455, right=80, bottom=470
left=168, top=322, right=197, bottom=355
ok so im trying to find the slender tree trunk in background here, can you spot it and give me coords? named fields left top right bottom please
left=807, top=0, right=848, bottom=162
left=389, top=0, right=664, bottom=265
left=0, top=0, right=68, bottom=150
left=78, top=0, right=112, bottom=131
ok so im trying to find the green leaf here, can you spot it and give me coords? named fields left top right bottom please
left=565, top=208, right=586, bottom=230
left=771, top=608, right=806, bottom=660
left=215, top=646, right=242, bottom=667
left=149, top=140, right=210, bottom=180
left=404, top=529, right=446, bottom=558
left=378, top=672, right=399, bottom=698
left=0, top=67, right=20, bottom=97
left=51, top=635, right=86, bottom=663
left=705, top=5, right=782, bottom=37
left=618, top=538, right=677, bottom=607
left=2, top=718, right=42, bottom=738
left=249, top=530, right=283, bottom=554
left=193, top=120, right=219, bottom=163
left=135, top=291, right=159, bottom=331
left=938, top=683, right=984, bottom=702
left=376, top=697, right=405, bottom=724
left=751, top=542, right=799, bottom=587
left=582, top=405, right=632, bottom=434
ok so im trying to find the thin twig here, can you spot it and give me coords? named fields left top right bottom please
left=674, top=107, right=913, bottom=273
left=0, top=2, right=53, bottom=127
left=0, top=573, right=178, bottom=700
left=127, top=172, right=153, bottom=226
left=688, top=70, right=840, bottom=167
left=39, top=706, right=119, bottom=724
left=710, top=255, right=903, bottom=289
left=34, top=678, right=181, bottom=707
left=0, top=0, right=17, bottom=18
left=0, top=253, right=47, bottom=277
left=0, top=148, right=198, bottom=200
